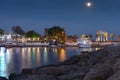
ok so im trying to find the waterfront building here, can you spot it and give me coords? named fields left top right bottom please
left=0, top=33, right=12, bottom=42
left=0, top=33, right=23, bottom=42
left=96, top=30, right=108, bottom=42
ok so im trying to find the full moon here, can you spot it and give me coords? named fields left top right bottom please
left=86, top=2, right=92, bottom=7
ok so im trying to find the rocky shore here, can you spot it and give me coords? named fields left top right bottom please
left=2, top=45, right=120, bottom=80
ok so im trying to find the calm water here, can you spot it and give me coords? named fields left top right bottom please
left=0, top=47, right=99, bottom=78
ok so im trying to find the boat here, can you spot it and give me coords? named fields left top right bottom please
left=5, top=41, right=13, bottom=48
left=77, top=38, right=92, bottom=48
left=49, top=39, right=58, bottom=47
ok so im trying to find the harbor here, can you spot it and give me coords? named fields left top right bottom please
left=0, top=0, right=120, bottom=79
left=3, top=44, right=120, bottom=80
left=0, top=41, right=119, bottom=48
left=0, top=46, right=100, bottom=79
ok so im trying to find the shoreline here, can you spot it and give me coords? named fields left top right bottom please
left=2, top=45, right=120, bottom=80
left=0, top=41, right=118, bottom=48
left=1, top=45, right=120, bottom=80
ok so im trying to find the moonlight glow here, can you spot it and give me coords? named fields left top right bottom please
left=86, top=2, right=92, bottom=7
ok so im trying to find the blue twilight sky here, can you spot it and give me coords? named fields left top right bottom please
left=0, top=0, right=120, bottom=37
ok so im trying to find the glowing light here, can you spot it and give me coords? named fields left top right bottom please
left=86, top=2, right=92, bottom=7
left=60, top=48, right=66, bottom=62
left=0, top=47, right=10, bottom=77
left=43, top=47, right=48, bottom=64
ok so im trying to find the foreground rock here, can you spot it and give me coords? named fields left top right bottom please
left=3, top=45, right=120, bottom=80
left=0, top=77, right=8, bottom=80
left=83, top=65, right=114, bottom=80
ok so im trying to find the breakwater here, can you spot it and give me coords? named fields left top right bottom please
left=1, top=45, right=120, bottom=80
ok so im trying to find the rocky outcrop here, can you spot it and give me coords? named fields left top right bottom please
left=107, top=70, right=120, bottom=80
left=0, top=77, right=8, bottom=80
left=83, top=65, right=114, bottom=80
left=2, top=45, right=120, bottom=80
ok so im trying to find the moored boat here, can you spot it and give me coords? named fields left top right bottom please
left=77, top=38, right=92, bottom=48
left=49, top=39, right=58, bottom=47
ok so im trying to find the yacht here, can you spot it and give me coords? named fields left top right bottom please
left=77, top=38, right=92, bottom=47
left=49, top=39, right=58, bottom=47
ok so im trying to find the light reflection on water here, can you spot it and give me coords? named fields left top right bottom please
left=0, top=47, right=100, bottom=78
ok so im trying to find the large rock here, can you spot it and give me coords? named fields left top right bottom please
left=83, top=65, right=114, bottom=80
left=21, top=68, right=33, bottom=75
left=107, top=70, right=120, bottom=80
left=113, top=58, right=120, bottom=71
left=9, top=73, right=17, bottom=80
left=0, top=77, right=8, bottom=80
left=58, top=70, right=86, bottom=80
left=39, top=66, right=68, bottom=76
left=113, top=62, right=120, bottom=72
left=13, top=74, right=55, bottom=80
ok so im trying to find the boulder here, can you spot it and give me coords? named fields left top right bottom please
left=113, top=62, right=120, bottom=72
left=83, top=65, right=114, bottom=80
left=14, top=74, right=55, bottom=80
left=21, top=68, right=33, bottom=75
left=58, top=70, right=86, bottom=80
left=37, top=66, right=68, bottom=76
left=107, top=70, right=120, bottom=80
left=0, top=77, right=8, bottom=80
left=9, top=73, right=17, bottom=80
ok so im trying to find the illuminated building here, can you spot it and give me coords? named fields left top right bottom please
left=96, top=30, right=108, bottom=42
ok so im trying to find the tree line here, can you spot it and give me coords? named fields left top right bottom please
left=0, top=25, right=120, bottom=42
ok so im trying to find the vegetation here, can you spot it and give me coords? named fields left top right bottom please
left=66, top=35, right=78, bottom=42
left=1, top=25, right=120, bottom=42
left=12, top=25, right=24, bottom=35
left=24, top=30, right=41, bottom=41
left=110, top=33, right=115, bottom=41
left=88, top=34, right=93, bottom=39
left=44, top=26, right=66, bottom=43
left=81, top=34, right=86, bottom=38
left=0, top=28, right=4, bottom=35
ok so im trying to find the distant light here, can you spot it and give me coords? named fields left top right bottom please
left=83, top=41, right=86, bottom=44
left=86, top=2, right=92, bottom=7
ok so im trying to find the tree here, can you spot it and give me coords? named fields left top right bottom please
left=81, top=34, right=86, bottom=38
left=110, top=33, right=115, bottom=41
left=12, top=25, right=24, bottom=35
left=47, top=26, right=64, bottom=36
left=44, top=28, right=49, bottom=36
left=46, top=26, right=66, bottom=43
left=0, top=28, right=4, bottom=35
left=88, top=34, right=93, bottom=39
left=25, top=30, right=40, bottom=38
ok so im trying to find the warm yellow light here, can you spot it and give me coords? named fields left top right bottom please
left=60, top=48, right=66, bottom=62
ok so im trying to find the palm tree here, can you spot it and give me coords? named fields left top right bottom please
left=110, top=33, right=115, bottom=41
left=81, top=34, right=86, bottom=39
left=0, top=28, right=4, bottom=35
left=88, top=34, right=93, bottom=39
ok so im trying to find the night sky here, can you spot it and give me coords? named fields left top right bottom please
left=0, top=0, right=120, bottom=37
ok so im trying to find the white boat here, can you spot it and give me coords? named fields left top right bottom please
left=77, top=38, right=92, bottom=47
left=49, top=39, right=58, bottom=47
